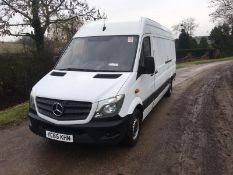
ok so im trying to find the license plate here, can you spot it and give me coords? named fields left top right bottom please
left=46, top=131, right=73, bottom=143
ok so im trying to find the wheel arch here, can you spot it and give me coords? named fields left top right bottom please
left=125, top=97, right=143, bottom=121
left=135, top=104, right=143, bottom=121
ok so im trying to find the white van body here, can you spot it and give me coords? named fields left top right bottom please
left=29, top=17, right=176, bottom=145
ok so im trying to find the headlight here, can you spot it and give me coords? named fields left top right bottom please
left=29, top=94, right=36, bottom=110
left=95, top=95, right=125, bottom=118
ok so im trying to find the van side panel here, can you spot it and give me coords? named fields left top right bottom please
left=118, top=18, right=176, bottom=119
left=138, top=21, right=176, bottom=120
left=152, top=37, right=170, bottom=94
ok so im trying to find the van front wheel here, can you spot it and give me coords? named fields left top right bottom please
left=123, top=109, right=141, bottom=147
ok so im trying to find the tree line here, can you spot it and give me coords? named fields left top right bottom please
left=173, top=0, right=233, bottom=57
left=209, top=0, right=233, bottom=56
left=173, top=18, right=209, bottom=50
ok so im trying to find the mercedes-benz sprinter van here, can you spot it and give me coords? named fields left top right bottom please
left=29, top=17, right=176, bottom=146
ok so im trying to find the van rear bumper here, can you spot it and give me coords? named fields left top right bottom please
left=29, top=111, right=130, bottom=145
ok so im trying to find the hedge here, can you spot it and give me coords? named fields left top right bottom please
left=0, top=52, right=53, bottom=109
left=176, top=48, right=219, bottom=60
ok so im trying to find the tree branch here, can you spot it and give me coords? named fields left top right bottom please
left=48, top=0, right=66, bottom=15
left=5, top=23, right=31, bottom=27
left=2, top=0, right=32, bottom=21
left=49, top=16, right=78, bottom=24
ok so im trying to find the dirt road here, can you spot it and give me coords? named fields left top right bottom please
left=1, top=61, right=233, bottom=175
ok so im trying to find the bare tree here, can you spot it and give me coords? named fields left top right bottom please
left=47, top=17, right=84, bottom=44
left=0, top=0, right=106, bottom=51
left=210, top=0, right=233, bottom=24
left=172, top=18, right=199, bottom=36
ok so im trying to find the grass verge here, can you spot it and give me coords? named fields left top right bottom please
left=0, top=102, right=28, bottom=127
left=177, top=56, right=233, bottom=69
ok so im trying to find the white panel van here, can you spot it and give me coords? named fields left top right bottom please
left=29, top=17, right=176, bottom=146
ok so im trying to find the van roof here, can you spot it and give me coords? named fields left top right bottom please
left=74, top=17, right=173, bottom=39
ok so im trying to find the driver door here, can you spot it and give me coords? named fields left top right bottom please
left=137, top=36, right=156, bottom=118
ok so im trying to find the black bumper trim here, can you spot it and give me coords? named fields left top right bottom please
left=29, top=112, right=130, bottom=145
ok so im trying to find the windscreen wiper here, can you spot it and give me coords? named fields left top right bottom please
left=58, top=68, right=80, bottom=71
left=58, top=68, right=100, bottom=72
left=57, top=68, right=127, bottom=72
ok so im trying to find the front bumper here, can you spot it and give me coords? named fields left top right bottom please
left=29, top=110, right=130, bottom=145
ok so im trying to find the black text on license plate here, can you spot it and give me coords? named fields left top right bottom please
left=46, top=131, right=73, bottom=143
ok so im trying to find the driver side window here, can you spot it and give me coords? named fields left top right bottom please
left=138, top=36, right=151, bottom=78
left=139, top=37, right=151, bottom=67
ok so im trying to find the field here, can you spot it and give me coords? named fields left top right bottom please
left=0, top=42, right=25, bottom=54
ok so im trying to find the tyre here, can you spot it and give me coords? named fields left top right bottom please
left=123, top=109, right=141, bottom=147
left=165, top=79, right=173, bottom=97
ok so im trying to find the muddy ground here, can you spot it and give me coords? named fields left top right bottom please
left=0, top=61, right=233, bottom=175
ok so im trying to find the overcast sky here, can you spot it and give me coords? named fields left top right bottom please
left=88, top=0, right=215, bottom=36
left=1, top=0, right=216, bottom=41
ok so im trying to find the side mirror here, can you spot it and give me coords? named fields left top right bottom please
left=144, top=56, right=155, bottom=74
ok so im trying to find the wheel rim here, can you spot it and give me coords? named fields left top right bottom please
left=132, top=118, right=140, bottom=140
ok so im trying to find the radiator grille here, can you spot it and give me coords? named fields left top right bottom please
left=36, top=97, right=92, bottom=121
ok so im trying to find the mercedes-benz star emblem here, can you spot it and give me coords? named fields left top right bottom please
left=52, top=103, right=64, bottom=117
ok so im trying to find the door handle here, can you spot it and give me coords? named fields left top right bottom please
left=165, top=59, right=172, bottom=64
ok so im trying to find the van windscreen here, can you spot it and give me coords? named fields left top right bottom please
left=55, top=36, right=139, bottom=72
